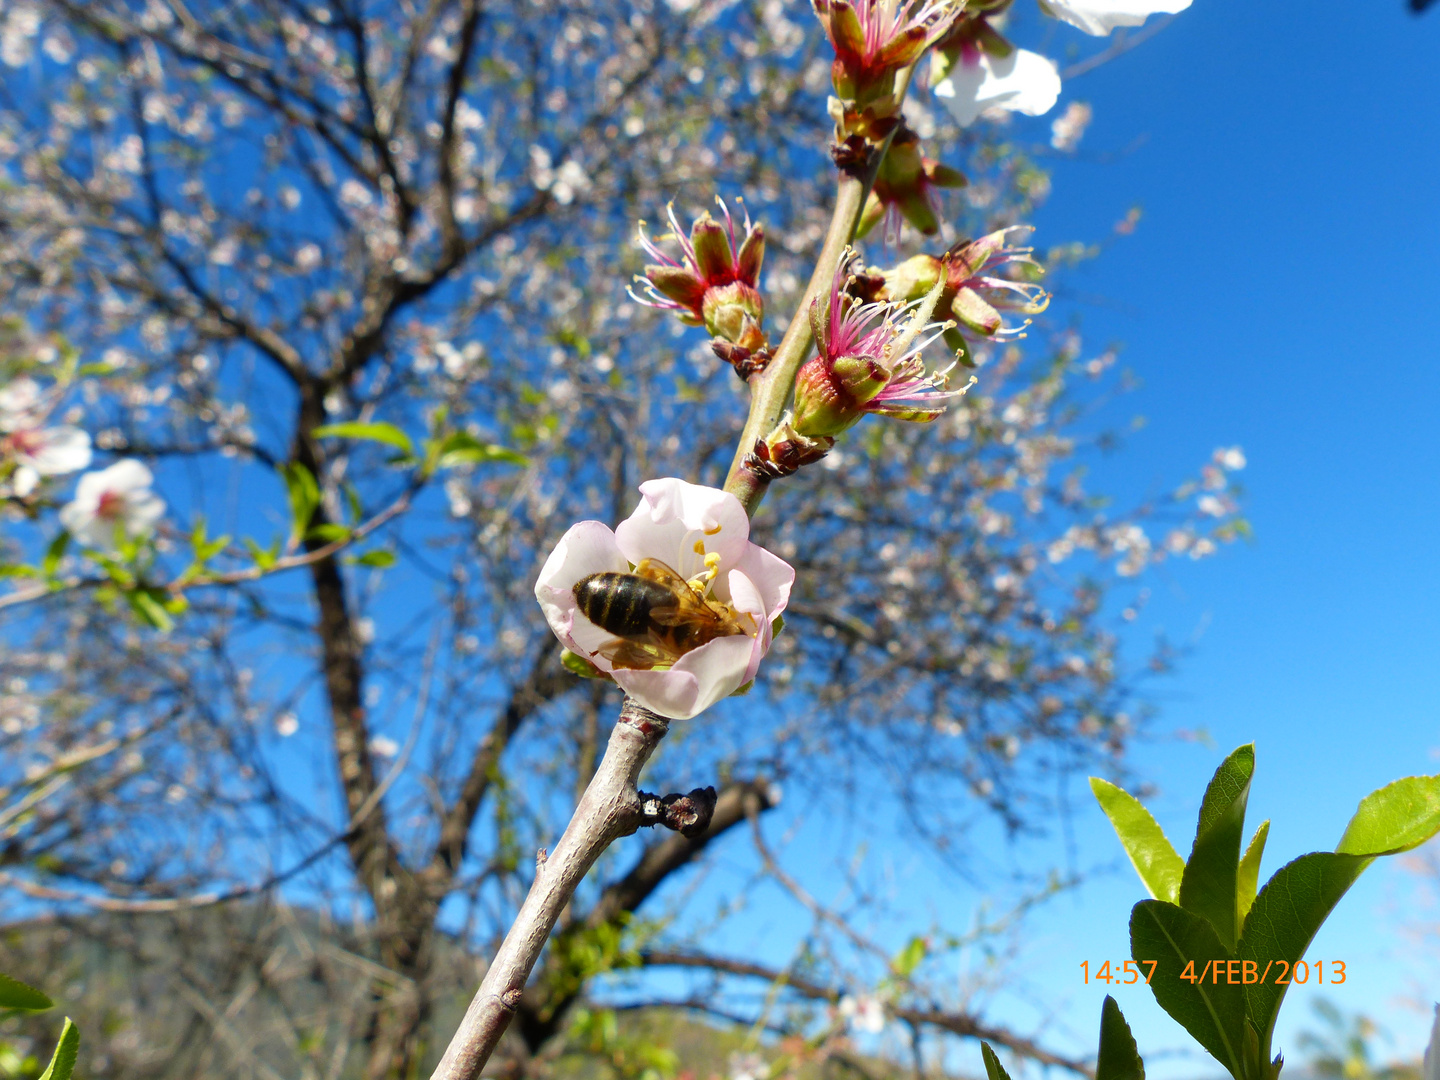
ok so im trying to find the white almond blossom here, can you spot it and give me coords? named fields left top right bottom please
left=1, top=377, right=93, bottom=494
left=838, top=993, right=887, bottom=1033
left=932, top=48, right=1061, bottom=128
left=535, top=478, right=793, bottom=720
left=1039, top=0, right=1191, bottom=37
left=58, top=459, right=166, bottom=551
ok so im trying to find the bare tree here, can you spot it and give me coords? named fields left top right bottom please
left=0, top=0, right=1244, bottom=1075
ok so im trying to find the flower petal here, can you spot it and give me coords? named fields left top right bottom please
left=933, top=48, right=1060, bottom=127
left=24, top=426, right=92, bottom=476
left=1039, top=0, right=1191, bottom=36
left=533, top=520, right=630, bottom=659
left=615, top=477, right=750, bottom=580
left=613, top=632, right=755, bottom=719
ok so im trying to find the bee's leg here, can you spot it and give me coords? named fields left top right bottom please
left=594, top=639, right=669, bottom=671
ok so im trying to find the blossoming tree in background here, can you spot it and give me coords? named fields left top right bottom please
left=0, top=0, right=1262, bottom=1075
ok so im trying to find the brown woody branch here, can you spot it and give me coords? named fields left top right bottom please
left=641, top=950, right=1093, bottom=1075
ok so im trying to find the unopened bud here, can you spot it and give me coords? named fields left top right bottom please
left=702, top=281, right=765, bottom=343
left=792, top=352, right=891, bottom=437
left=883, top=254, right=944, bottom=303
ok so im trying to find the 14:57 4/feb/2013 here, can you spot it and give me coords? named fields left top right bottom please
left=1080, top=960, right=1157, bottom=985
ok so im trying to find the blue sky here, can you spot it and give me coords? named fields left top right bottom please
left=992, top=0, right=1440, bottom=1067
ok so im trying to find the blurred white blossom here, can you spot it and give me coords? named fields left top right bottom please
left=58, top=459, right=165, bottom=551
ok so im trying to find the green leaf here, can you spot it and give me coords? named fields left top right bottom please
left=1090, top=777, right=1184, bottom=903
left=1096, top=996, right=1145, bottom=1080
left=1179, top=744, right=1254, bottom=950
left=312, top=421, right=414, bottom=455
left=42, top=531, right=69, bottom=579
left=1335, top=774, right=1440, bottom=856
left=352, top=550, right=396, bottom=568
left=1236, top=820, right=1269, bottom=926
left=1130, top=899, right=1246, bottom=1078
left=1237, top=852, right=1372, bottom=1055
left=306, top=523, right=353, bottom=544
left=770, top=613, right=785, bottom=638
left=891, top=936, right=928, bottom=978
left=0, top=972, right=53, bottom=1011
left=980, top=1043, right=1013, bottom=1080
left=280, top=462, right=320, bottom=539
left=245, top=537, right=279, bottom=571
left=127, top=589, right=175, bottom=633
left=37, top=1017, right=78, bottom=1080
left=428, top=430, right=527, bottom=473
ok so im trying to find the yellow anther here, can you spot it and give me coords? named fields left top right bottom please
left=688, top=551, right=723, bottom=591
left=693, top=539, right=707, bottom=555
left=704, top=523, right=723, bottom=535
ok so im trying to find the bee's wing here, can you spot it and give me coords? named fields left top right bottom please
left=633, top=558, right=694, bottom=592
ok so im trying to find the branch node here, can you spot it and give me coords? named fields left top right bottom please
left=498, top=988, right=522, bottom=1011
left=536, top=847, right=548, bottom=870
left=638, top=786, right=719, bottom=838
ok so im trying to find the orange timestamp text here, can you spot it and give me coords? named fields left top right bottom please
left=1079, top=960, right=1156, bottom=985
left=1080, top=959, right=1347, bottom=986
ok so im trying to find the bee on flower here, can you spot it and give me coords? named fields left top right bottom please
left=535, top=479, right=794, bottom=720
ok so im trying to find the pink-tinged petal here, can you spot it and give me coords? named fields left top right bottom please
left=1039, top=0, right=1190, bottom=36
left=613, top=633, right=755, bottom=719
left=615, top=477, right=750, bottom=579
left=729, top=544, right=794, bottom=620
left=533, top=520, right=630, bottom=660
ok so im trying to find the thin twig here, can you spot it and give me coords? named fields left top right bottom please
left=428, top=698, right=672, bottom=1080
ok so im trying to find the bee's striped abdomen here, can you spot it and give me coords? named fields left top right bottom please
left=573, top=572, right=675, bottom=638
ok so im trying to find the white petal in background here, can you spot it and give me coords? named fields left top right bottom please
left=933, top=49, right=1061, bottom=128
left=1039, top=0, right=1191, bottom=37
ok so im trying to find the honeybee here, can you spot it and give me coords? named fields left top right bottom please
left=572, top=558, right=752, bottom=671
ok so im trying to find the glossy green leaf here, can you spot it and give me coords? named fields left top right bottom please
left=1179, top=744, right=1254, bottom=950
left=0, top=972, right=53, bottom=1011
left=1236, top=820, right=1269, bottom=926
left=1335, top=775, right=1440, bottom=856
left=1091, top=777, right=1185, bottom=903
left=980, top=1042, right=1013, bottom=1080
left=1237, top=852, right=1371, bottom=1053
left=1096, top=996, right=1145, bottom=1080
left=37, top=1018, right=78, bottom=1080
left=313, top=422, right=414, bottom=455
left=1130, top=899, right=1246, bottom=1078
